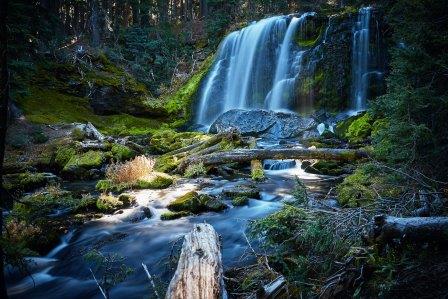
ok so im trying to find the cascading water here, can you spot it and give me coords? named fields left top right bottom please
left=196, top=13, right=315, bottom=125
left=267, top=13, right=314, bottom=111
left=351, top=7, right=372, bottom=111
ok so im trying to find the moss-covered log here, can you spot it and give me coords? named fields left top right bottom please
left=369, top=215, right=448, bottom=245
left=177, top=147, right=367, bottom=172
left=165, top=223, right=226, bottom=299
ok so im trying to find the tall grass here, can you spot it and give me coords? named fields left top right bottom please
left=106, top=156, right=155, bottom=184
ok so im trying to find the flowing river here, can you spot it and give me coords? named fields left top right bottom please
left=6, top=140, right=338, bottom=298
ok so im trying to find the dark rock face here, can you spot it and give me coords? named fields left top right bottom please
left=209, top=109, right=317, bottom=138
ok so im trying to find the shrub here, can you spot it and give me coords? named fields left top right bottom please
left=251, top=160, right=265, bottom=181
left=184, top=162, right=207, bottom=178
left=106, top=155, right=155, bottom=184
left=31, top=130, right=49, bottom=144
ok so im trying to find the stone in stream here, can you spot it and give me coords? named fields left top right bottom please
left=222, top=183, right=261, bottom=199
left=209, top=109, right=317, bottom=139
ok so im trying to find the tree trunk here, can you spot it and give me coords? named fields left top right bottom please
left=165, top=224, right=226, bottom=299
left=177, top=147, right=368, bottom=172
left=369, top=215, right=448, bottom=245
left=0, top=0, right=9, bottom=297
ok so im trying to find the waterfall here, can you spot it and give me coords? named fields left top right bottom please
left=196, top=13, right=316, bottom=125
left=351, top=7, right=372, bottom=111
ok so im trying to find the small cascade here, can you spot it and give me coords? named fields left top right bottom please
left=351, top=7, right=372, bottom=111
left=264, top=159, right=297, bottom=170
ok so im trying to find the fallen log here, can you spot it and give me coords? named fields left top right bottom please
left=165, top=223, right=226, bottom=299
left=370, top=214, right=448, bottom=245
left=177, top=147, right=368, bottom=173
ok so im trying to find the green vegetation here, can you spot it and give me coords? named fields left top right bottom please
left=161, top=211, right=192, bottom=221
left=250, top=160, right=265, bottom=181
left=63, top=151, right=105, bottom=178
left=96, top=194, right=124, bottom=213
left=111, top=144, right=135, bottom=161
left=337, top=163, right=405, bottom=207
left=184, top=162, right=207, bottom=178
left=149, top=129, right=208, bottom=154
left=232, top=196, right=249, bottom=206
left=96, top=174, right=173, bottom=192
left=167, top=191, right=227, bottom=214
left=2, top=172, right=59, bottom=192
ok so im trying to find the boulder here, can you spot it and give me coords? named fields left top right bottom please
left=209, top=109, right=316, bottom=139
left=223, top=184, right=261, bottom=199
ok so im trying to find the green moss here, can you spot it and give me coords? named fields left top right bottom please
left=96, top=194, right=123, bottom=213
left=223, top=184, right=261, bottom=199
left=96, top=174, right=173, bottom=192
left=17, top=87, right=162, bottom=136
left=111, top=144, right=135, bottom=161
left=3, top=172, right=59, bottom=192
left=149, top=129, right=207, bottom=154
left=154, top=155, right=179, bottom=173
left=232, top=196, right=249, bottom=206
left=167, top=191, right=226, bottom=214
left=307, top=160, right=347, bottom=176
left=335, top=113, right=376, bottom=144
left=118, top=194, right=136, bottom=207
left=55, top=143, right=78, bottom=168
left=184, top=162, right=207, bottom=178
left=251, top=160, right=265, bottom=182
left=64, top=151, right=105, bottom=171
left=163, top=55, right=214, bottom=127
left=136, top=174, right=173, bottom=189
left=337, top=163, right=405, bottom=207
left=161, top=211, right=192, bottom=220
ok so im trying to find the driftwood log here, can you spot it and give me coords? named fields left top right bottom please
left=165, top=223, right=226, bottom=299
left=370, top=214, right=448, bottom=245
left=177, top=147, right=367, bottom=172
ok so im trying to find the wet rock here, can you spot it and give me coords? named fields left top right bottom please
left=210, top=109, right=316, bottom=139
left=223, top=184, right=261, bottom=199
left=167, top=191, right=227, bottom=214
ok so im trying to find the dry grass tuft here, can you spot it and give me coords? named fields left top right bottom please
left=106, top=155, right=155, bottom=184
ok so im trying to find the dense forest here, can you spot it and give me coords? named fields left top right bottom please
left=1, top=0, right=448, bottom=298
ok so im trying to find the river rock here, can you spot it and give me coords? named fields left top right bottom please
left=209, top=109, right=317, bottom=139
left=222, top=183, right=261, bottom=199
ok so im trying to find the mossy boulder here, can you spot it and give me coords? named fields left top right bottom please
left=167, top=191, right=227, bottom=214
left=161, top=211, right=192, bottom=221
left=3, top=172, right=60, bottom=192
left=232, top=196, right=249, bottom=206
left=136, top=174, right=174, bottom=189
left=111, top=144, right=135, bottom=161
left=96, top=194, right=124, bottom=213
left=223, top=184, right=261, bottom=199
left=62, top=151, right=105, bottom=178
left=118, top=194, right=136, bottom=207
left=335, top=113, right=374, bottom=144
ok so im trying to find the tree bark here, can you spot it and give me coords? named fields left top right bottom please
left=0, top=0, right=9, bottom=297
left=177, top=147, right=368, bottom=172
left=165, top=224, right=226, bottom=299
left=370, top=215, right=448, bottom=245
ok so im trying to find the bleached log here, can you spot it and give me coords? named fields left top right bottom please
left=370, top=214, right=448, bottom=245
left=165, top=223, right=226, bottom=299
left=177, top=147, right=367, bottom=172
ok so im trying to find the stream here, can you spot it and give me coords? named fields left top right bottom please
left=6, top=140, right=338, bottom=299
